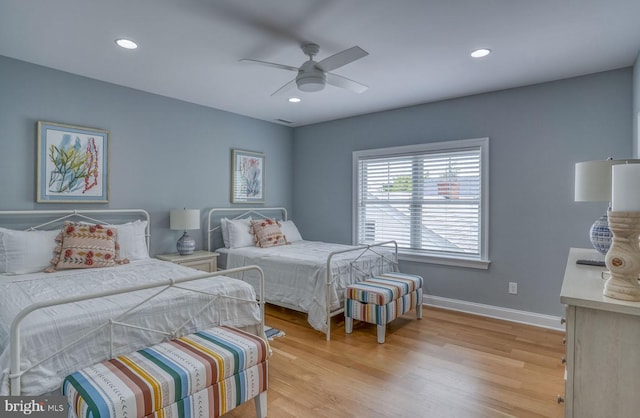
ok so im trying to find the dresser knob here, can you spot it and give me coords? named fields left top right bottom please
left=561, top=357, right=566, bottom=364
left=560, top=317, right=566, bottom=324
left=557, top=395, right=565, bottom=404
left=563, top=338, right=566, bottom=345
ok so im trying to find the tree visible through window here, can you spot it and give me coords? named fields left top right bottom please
left=353, top=138, right=489, bottom=267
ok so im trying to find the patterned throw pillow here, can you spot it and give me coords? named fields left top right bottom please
left=250, top=218, right=288, bottom=248
left=46, top=221, right=129, bottom=271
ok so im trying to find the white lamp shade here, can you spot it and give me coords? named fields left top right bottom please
left=612, top=164, right=640, bottom=211
left=170, top=209, right=200, bottom=230
left=575, top=159, right=640, bottom=202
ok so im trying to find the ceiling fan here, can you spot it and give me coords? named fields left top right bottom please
left=240, top=42, right=369, bottom=96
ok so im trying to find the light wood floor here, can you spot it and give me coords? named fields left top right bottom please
left=226, top=305, right=566, bottom=418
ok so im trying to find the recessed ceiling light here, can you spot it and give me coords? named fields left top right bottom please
left=471, top=48, right=491, bottom=58
left=115, top=38, right=138, bottom=50
left=288, top=97, right=301, bottom=103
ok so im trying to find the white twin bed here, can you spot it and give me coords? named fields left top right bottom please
left=0, top=209, right=263, bottom=396
left=207, top=207, right=398, bottom=340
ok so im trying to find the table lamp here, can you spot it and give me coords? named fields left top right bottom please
left=170, top=209, right=200, bottom=255
left=604, top=164, right=640, bottom=301
left=575, top=158, right=640, bottom=255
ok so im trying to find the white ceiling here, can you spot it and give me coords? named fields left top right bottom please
left=1, top=0, right=640, bottom=127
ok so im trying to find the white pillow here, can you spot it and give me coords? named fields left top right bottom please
left=220, top=218, right=229, bottom=248
left=280, top=220, right=303, bottom=242
left=79, top=220, right=149, bottom=260
left=221, top=217, right=251, bottom=248
left=220, top=218, right=231, bottom=248
left=115, top=220, right=149, bottom=260
left=227, top=218, right=255, bottom=248
left=0, top=228, right=59, bottom=274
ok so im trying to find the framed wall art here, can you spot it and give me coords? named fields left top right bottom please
left=231, top=149, right=264, bottom=203
left=37, top=121, right=109, bottom=203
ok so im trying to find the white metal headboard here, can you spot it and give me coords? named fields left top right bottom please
left=207, top=207, right=287, bottom=251
left=0, top=209, right=151, bottom=250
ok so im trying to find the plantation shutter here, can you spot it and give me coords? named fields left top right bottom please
left=356, top=145, right=483, bottom=259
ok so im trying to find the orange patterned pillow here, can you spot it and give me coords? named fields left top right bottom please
left=250, top=218, right=288, bottom=248
left=46, top=221, right=129, bottom=271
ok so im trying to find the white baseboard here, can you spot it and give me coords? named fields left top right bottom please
left=423, top=295, right=564, bottom=331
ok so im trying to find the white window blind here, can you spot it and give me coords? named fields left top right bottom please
left=354, top=138, right=489, bottom=267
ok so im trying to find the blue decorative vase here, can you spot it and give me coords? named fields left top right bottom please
left=177, top=232, right=196, bottom=255
left=589, top=213, right=612, bottom=255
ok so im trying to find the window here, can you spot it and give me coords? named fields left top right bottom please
left=353, top=137, right=489, bottom=269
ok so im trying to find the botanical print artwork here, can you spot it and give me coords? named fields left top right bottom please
left=231, top=149, right=264, bottom=203
left=37, top=121, right=109, bottom=203
left=239, top=154, right=263, bottom=198
left=46, top=133, right=101, bottom=195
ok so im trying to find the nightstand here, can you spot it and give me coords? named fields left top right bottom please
left=156, top=250, right=219, bottom=273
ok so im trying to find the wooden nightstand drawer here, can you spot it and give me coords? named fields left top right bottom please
left=180, top=258, right=216, bottom=272
left=156, top=250, right=219, bottom=273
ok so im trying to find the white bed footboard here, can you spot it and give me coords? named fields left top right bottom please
left=325, top=240, right=398, bottom=341
left=9, top=265, right=265, bottom=396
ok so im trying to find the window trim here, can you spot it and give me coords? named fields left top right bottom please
left=352, top=137, right=490, bottom=269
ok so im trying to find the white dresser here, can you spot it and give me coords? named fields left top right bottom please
left=560, top=248, right=640, bottom=418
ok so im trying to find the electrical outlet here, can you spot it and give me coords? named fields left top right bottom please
left=509, top=282, right=518, bottom=294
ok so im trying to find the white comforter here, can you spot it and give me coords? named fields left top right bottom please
left=0, top=259, right=260, bottom=395
left=221, top=240, right=395, bottom=332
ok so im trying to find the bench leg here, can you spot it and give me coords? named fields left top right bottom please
left=254, top=391, right=267, bottom=418
left=377, top=324, right=386, bottom=344
left=345, top=316, right=353, bottom=334
left=417, top=301, right=423, bottom=319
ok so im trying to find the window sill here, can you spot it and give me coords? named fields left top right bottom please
left=398, top=252, right=491, bottom=270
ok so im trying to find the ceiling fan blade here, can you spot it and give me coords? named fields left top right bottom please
left=240, top=59, right=298, bottom=72
left=326, top=73, right=368, bottom=93
left=271, top=79, right=298, bottom=96
left=317, top=46, right=368, bottom=72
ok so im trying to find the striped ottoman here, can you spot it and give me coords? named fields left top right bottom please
left=63, top=326, right=268, bottom=418
left=345, top=272, right=423, bottom=343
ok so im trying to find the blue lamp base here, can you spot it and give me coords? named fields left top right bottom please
left=177, top=231, right=196, bottom=256
left=590, top=213, right=612, bottom=255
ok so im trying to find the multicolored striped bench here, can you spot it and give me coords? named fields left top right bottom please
left=345, top=272, right=423, bottom=343
left=63, top=326, right=268, bottom=418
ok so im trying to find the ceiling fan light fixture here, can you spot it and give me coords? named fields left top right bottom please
left=471, top=48, right=491, bottom=58
left=242, top=43, right=367, bottom=96
left=296, top=72, right=326, bottom=92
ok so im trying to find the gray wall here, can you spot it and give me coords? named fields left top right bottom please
left=292, top=68, right=633, bottom=317
left=634, top=50, right=640, bottom=157
left=1, top=53, right=635, bottom=317
left=0, top=56, right=293, bottom=254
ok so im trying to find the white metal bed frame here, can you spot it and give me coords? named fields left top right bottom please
left=1, top=209, right=265, bottom=396
left=207, top=207, right=398, bottom=341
